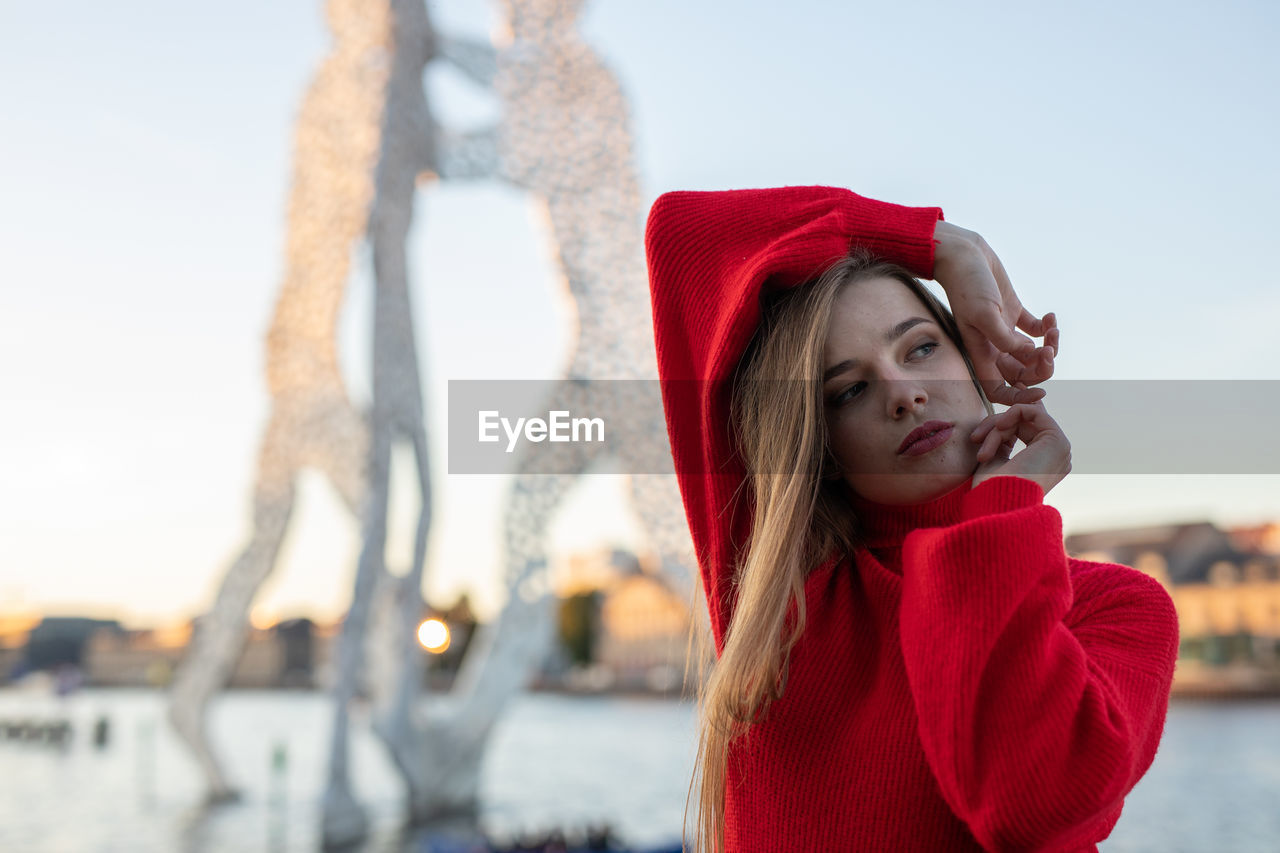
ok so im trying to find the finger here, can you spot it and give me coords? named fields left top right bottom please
left=960, top=330, right=1004, bottom=387
left=978, top=421, right=1021, bottom=463
left=971, top=350, right=1049, bottom=409
left=970, top=412, right=998, bottom=442
left=994, top=350, right=1053, bottom=389
left=983, top=384, right=1021, bottom=407
left=985, top=382, right=1046, bottom=407
left=1045, top=314, right=1060, bottom=357
left=975, top=402, right=1067, bottom=467
left=1026, top=400, right=1064, bottom=435
left=1025, top=356, right=1052, bottom=387
left=965, top=305, right=1035, bottom=360
left=1015, top=417, right=1047, bottom=447
left=971, top=404, right=1022, bottom=442
left=978, top=405, right=1049, bottom=462
left=996, top=401, right=1050, bottom=430
left=974, top=403, right=1030, bottom=440
left=1016, top=307, right=1046, bottom=337
left=977, top=426, right=1010, bottom=463
left=1005, top=401, right=1063, bottom=447
left=1010, top=384, right=1047, bottom=404
left=1037, top=345, right=1055, bottom=382
left=1004, top=344, right=1058, bottom=387
left=985, top=256, right=1037, bottom=355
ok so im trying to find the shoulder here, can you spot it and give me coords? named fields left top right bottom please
left=1068, top=556, right=1171, bottom=597
left=1065, top=557, right=1180, bottom=634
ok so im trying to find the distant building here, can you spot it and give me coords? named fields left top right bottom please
left=83, top=622, right=189, bottom=686
left=1226, top=521, right=1280, bottom=555
left=275, top=617, right=314, bottom=688
left=552, top=547, right=706, bottom=692
left=1066, top=520, right=1271, bottom=587
left=0, top=647, right=23, bottom=684
left=227, top=625, right=286, bottom=688
left=1066, top=519, right=1280, bottom=680
left=24, top=617, right=120, bottom=672
left=310, top=619, right=342, bottom=690
left=84, top=618, right=318, bottom=689
left=0, top=612, right=41, bottom=683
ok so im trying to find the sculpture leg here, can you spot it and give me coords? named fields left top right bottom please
left=167, top=411, right=298, bottom=802
left=321, top=417, right=392, bottom=847
left=405, top=474, right=576, bottom=815
left=384, top=378, right=600, bottom=820
left=370, top=426, right=440, bottom=821
left=304, top=391, right=370, bottom=519
left=387, top=425, right=434, bottom=724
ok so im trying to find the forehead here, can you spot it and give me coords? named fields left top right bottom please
left=825, top=276, right=932, bottom=344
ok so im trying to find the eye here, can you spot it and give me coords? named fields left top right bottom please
left=830, top=381, right=866, bottom=408
left=909, top=341, right=940, bottom=360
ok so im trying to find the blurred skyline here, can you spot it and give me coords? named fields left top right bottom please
left=2, top=0, right=1279, bottom=626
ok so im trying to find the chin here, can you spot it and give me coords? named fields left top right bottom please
left=843, top=443, right=981, bottom=505
left=848, top=470, right=969, bottom=506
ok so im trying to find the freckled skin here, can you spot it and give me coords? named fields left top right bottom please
left=822, top=277, right=988, bottom=505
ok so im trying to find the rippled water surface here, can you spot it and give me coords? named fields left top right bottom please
left=0, top=690, right=1275, bottom=852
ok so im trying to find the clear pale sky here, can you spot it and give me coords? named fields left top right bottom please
left=2, top=0, right=1278, bottom=625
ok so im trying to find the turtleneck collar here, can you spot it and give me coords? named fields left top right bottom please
left=847, top=476, right=975, bottom=552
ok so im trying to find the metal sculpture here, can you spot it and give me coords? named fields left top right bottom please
left=168, top=0, right=698, bottom=841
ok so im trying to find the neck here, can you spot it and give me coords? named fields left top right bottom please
left=847, top=476, right=974, bottom=551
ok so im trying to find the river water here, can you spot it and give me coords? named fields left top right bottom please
left=0, top=689, right=1275, bottom=852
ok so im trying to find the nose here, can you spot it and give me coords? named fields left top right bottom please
left=884, top=377, right=927, bottom=419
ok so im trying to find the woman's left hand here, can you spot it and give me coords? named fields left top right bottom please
left=932, top=221, right=1059, bottom=405
left=969, top=400, right=1072, bottom=496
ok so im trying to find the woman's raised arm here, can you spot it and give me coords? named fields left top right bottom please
left=643, top=185, right=1060, bottom=647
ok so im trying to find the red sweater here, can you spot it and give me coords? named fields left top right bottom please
left=643, top=186, right=1180, bottom=851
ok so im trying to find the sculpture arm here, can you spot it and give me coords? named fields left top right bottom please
left=439, top=35, right=499, bottom=88
left=426, top=125, right=502, bottom=182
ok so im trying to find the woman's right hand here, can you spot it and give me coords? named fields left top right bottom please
left=932, top=220, right=1059, bottom=406
left=969, top=400, right=1072, bottom=496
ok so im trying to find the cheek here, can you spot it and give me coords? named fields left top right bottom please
left=943, top=354, right=981, bottom=389
left=826, top=412, right=875, bottom=466
left=935, top=356, right=985, bottom=409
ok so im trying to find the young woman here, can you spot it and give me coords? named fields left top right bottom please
left=643, top=186, right=1180, bottom=852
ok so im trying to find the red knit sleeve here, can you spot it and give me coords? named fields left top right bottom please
left=898, top=476, right=1180, bottom=851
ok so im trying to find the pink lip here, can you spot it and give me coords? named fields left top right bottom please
left=898, top=420, right=955, bottom=456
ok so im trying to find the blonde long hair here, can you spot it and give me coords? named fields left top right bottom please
left=681, top=247, right=989, bottom=852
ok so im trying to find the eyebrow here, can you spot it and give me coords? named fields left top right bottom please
left=822, top=316, right=935, bottom=384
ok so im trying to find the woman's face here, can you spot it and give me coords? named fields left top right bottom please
left=822, top=276, right=988, bottom=505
